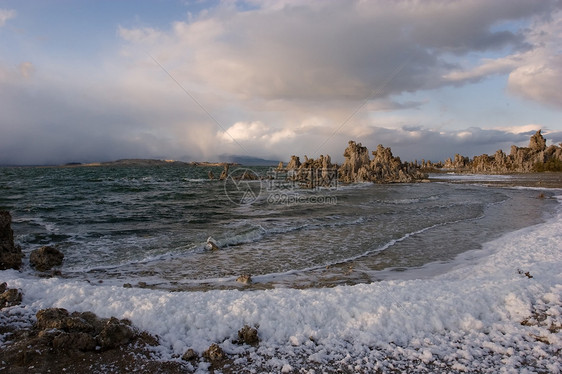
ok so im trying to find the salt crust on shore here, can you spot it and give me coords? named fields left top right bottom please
left=2, top=197, right=561, bottom=373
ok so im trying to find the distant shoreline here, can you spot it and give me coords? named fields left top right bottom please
left=60, top=159, right=238, bottom=168
left=429, top=171, right=562, bottom=188
left=0, top=159, right=239, bottom=168
left=2, top=159, right=561, bottom=183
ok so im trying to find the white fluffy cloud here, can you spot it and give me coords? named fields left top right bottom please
left=219, top=121, right=270, bottom=142
left=218, top=121, right=296, bottom=149
left=509, top=60, right=562, bottom=108
left=0, top=9, right=16, bottom=27
left=507, top=13, right=562, bottom=108
left=444, top=9, right=562, bottom=109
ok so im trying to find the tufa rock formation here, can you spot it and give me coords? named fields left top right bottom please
left=217, top=164, right=260, bottom=181
left=443, top=154, right=470, bottom=169
left=0, top=210, right=23, bottom=270
left=441, top=130, right=562, bottom=173
left=280, top=141, right=426, bottom=186
left=292, top=154, right=338, bottom=188
left=339, top=141, right=371, bottom=182
left=240, top=169, right=260, bottom=180
left=529, top=130, right=547, bottom=152
left=30, top=246, right=64, bottom=272
left=286, top=155, right=302, bottom=170
left=219, top=164, right=229, bottom=180
left=339, top=141, right=427, bottom=183
left=371, top=144, right=426, bottom=183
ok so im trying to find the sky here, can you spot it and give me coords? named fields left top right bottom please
left=1, top=0, right=562, bottom=165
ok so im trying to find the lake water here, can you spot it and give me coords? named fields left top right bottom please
left=0, top=165, right=556, bottom=291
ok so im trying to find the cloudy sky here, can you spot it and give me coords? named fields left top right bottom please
left=1, top=0, right=562, bottom=165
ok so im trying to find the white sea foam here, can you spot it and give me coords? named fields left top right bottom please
left=2, top=197, right=560, bottom=372
left=433, top=173, right=514, bottom=181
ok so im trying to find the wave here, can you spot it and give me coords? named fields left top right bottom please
left=359, top=194, right=457, bottom=207
left=12, top=216, right=58, bottom=233
left=211, top=215, right=369, bottom=249
left=431, top=173, right=514, bottom=181
left=250, top=213, right=488, bottom=283
left=165, top=213, right=486, bottom=286
left=62, top=243, right=196, bottom=274
left=61, top=215, right=372, bottom=274
left=213, top=226, right=267, bottom=248
left=509, top=185, right=562, bottom=191
left=181, top=178, right=211, bottom=183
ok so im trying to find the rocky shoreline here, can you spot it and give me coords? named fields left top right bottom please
left=0, top=210, right=184, bottom=372
left=0, top=290, right=258, bottom=373
left=0, top=300, right=186, bottom=374
left=0, top=211, right=281, bottom=373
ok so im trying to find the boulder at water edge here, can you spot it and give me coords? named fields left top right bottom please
left=30, top=246, right=64, bottom=272
left=0, top=210, right=23, bottom=270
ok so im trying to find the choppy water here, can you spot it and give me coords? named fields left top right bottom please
left=0, top=165, right=557, bottom=291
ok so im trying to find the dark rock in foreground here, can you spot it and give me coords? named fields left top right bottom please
left=0, top=304, right=185, bottom=373
left=30, top=246, right=64, bottom=272
left=203, top=343, right=225, bottom=362
left=0, top=210, right=23, bottom=270
left=181, top=348, right=198, bottom=361
left=238, top=325, right=259, bottom=346
left=34, top=307, right=136, bottom=351
left=0, top=282, right=22, bottom=309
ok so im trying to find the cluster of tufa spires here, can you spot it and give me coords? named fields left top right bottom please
left=278, top=141, right=427, bottom=185
left=440, top=130, right=562, bottom=173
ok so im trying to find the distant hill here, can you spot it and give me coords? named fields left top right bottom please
left=221, top=155, right=281, bottom=166
left=60, top=159, right=188, bottom=167
left=6, top=157, right=277, bottom=168
left=60, top=159, right=235, bottom=168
